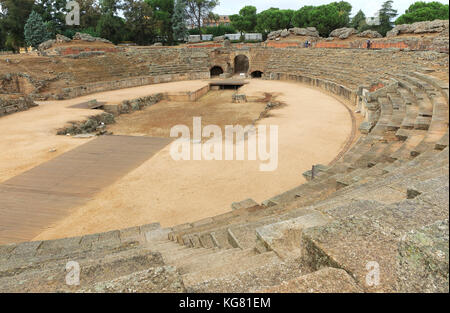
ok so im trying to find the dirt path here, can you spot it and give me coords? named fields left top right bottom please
left=32, top=79, right=354, bottom=241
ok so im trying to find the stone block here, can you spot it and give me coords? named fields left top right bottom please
left=256, top=211, right=330, bottom=260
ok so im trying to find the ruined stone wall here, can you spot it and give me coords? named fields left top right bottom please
left=265, top=72, right=358, bottom=105
left=315, top=36, right=449, bottom=53
left=51, top=47, right=211, bottom=99
left=1, top=42, right=448, bottom=103
left=165, top=85, right=210, bottom=102
left=0, top=74, right=37, bottom=94
left=0, top=94, right=37, bottom=117
left=60, top=71, right=209, bottom=99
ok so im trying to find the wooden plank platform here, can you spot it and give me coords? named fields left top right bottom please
left=0, top=135, right=172, bottom=244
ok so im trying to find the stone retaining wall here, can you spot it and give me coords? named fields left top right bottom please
left=315, top=36, right=448, bottom=53
left=0, top=94, right=37, bottom=117
left=59, top=72, right=209, bottom=100
left=165, top=85, right=210, bottom=102
left=265, top=72, right=358, bottom=106
left=191, top=36, right=448, bottom=53
left=58, top=94, right=165, bottom=135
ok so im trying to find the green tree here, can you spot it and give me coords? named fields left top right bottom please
left=0, top=4, right=5, bottom=50
left=147, top=0, right=175, bottom=44
left=32, top=0, right=67, bottom=37
left=96, top=0, right=125, bottom=43
left=230, top=5, right=257, bottom=35
left=377, top=0, right=397, bottom=36
left=306, top=2, right=352, bottom=37
left=396, top=1, right=449, bottom=25
left=96, top=13, right=125, bottom=44
left=256, top=8, right=294, bottom=33
left=79, top=0, right=102, bottom=30
left=123, top=0, right=157, bottom=45
left=330, top=1, right=352, bottom=28
left=185, top=0, right=219, bottom=40
left=0, top=0, right=34, bottom=52
left=350, top=9, right=366, bottom=29
left=24, top=11, right=51, bottom=49
left=172, top=0, right=189, bottom=42
left=205, top=24, right=235, bottom=36
left=291, top=2, right=351, bottom=34
left=292, top=6, right=314, bottom=28
left=188, top=24, right=235, bottom=36
left=100, top=0, right=123, bottom=14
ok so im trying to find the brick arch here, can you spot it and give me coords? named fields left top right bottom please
left=250, top=70, right=263, bottom=78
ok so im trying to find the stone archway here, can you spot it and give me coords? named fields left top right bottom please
left=234, top=55, right=249, bottom=74
left=210, top=66, right=224, bottom=77
left=251, top=71, right=263, bottom=78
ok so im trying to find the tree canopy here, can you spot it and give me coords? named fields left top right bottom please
left=256, top=8, right=294, bottom=33
left=24, top=10, right=51, bottom=48
left=302, top=2, right=352, bottom=37
left=147, top=0, right=175, bottom=44
left=230, top=5, right=257, bottom=34
left=395, top=1, right=449, bottom=24
left=377, top=0, right=398, bottom=36
left=350, top=9, right=366, bottom=30
left=185, top=0, right=219, bottom=39
left=122, top=0, right=157, bottom=45
left=172, top=0, right=189, bottom=41
left=0, top=0, right=34, bottom=52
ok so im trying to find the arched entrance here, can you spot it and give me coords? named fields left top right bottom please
left=251, top=71, right=263, bottom=78
left=234, top=55, right=249, bottom=74
left=210, top=66, right=224, bottom=77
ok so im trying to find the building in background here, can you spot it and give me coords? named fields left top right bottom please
left=366, top=12, right=381, bottom=26
left=187, top=15, right=231, bottom=30
left=203, top=15, right=231, bottom=27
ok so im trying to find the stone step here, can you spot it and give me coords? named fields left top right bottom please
left=186, top=258, right=303, bottom=293
left=414, top=115, right=432, bottom=130
left=391, top=130, right=426, bottom=160
left=0, top=246, right=165, bottom=292
left=175, top=248, right=257, bottom=275
left=225, top=208, right=324, bottom=250
left=435, top=130, right=449, bottom=150
left=149, top=241, right=216, bottom=263
left=301, top=199, right=448, bottom=292
left=409, top=72, right=449, bottom=98
left=182, top=251, right=281, bottom=289
left=398, top=86, right=419, bottom=129
left=168, top=206, right=267, bottom=245
left=78, top=266, right=185, bottom=293
left=263, top=267, right=363, bottom=293
left=0, top=224, right=163, bottom=275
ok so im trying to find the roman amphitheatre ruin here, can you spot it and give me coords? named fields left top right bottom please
left=0, top=20, right=448, bottom=293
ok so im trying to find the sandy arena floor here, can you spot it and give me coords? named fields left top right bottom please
left=0, top=79, right=356, bottom=241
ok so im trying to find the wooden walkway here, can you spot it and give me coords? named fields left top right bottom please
left=0, top=135, right=172, bottom=244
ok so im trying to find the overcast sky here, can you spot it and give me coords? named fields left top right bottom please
left=215, top=0, right=449, bottom=17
